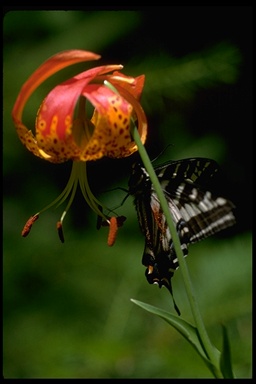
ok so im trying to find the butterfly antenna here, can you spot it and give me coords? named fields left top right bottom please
left=151, top=143, right=174, bottom=163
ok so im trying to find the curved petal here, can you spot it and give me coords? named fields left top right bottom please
left=12, top=49, right=147, bottom=163
left=12, top=50, right=101, bottom=121
left=77, top=83, right=147, bottom=160
left=110, top=84, right=148, bottom=155
left=12, top=50, right=102, bottom=162
left=79, top=85, right=133, bottom=159
left=35, top=65, right=123, bottom=162
left=106, top=72, right=145, bottom=100
left=15, top=121, right=53, bottom=161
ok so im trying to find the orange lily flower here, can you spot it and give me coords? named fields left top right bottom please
left=12, top=49, right=147, bottom=242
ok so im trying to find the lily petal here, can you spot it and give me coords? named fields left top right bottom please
left=12, top=50, right=102, bottom=161
left=35, top=65, right=124, bottom=163
left=12, top=49, right=147, bottom=163
left=107, top=72, right=145, bottom=100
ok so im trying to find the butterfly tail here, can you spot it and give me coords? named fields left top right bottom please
left=145, top=266, right=181, bottom=316
left=161, top=278, right=181, bottom=316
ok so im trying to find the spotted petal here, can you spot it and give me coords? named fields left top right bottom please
left=35, top=65, right=123, bottom=162
left=12, top=49, right=147, bottom=163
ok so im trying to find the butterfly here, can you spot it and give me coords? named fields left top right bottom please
left=128, top=157, right=236, bottom=314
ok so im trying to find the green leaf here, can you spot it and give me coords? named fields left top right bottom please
left=131, top=299, right=221, bottom=376
left=220, top=325, right=235, bottom=378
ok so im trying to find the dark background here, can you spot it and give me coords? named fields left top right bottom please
left=3, top=7, right=252, bottom=378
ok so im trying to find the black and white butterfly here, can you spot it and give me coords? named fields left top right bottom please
left=128, top=157, right=236, bottom=314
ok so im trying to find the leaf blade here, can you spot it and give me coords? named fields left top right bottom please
left=131, top=298, right=221, bottom=376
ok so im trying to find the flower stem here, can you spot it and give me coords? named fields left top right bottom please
left=130, top=125, right=223, bottom=378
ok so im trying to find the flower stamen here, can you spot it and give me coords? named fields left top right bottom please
left=78, top=162, right=107, bottom=218
left=21, top=213, right=39, bottom=237
left=100, top=215, right=126, bottom=246
left=56, top=221, right=65, bottom=243
left=21, top=161, right=111, bottom=242
left=108, top=216, right=118, bottom=246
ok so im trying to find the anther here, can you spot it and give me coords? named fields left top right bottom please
left=107, top=215, right=126, bottom=246
left=57, top=221, right=65, bottom=243
left=21, top=213, right=39, bottom=237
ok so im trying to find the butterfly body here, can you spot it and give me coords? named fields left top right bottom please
left=128, top=158, right=236, bottom=306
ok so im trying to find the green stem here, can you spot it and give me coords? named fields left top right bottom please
left=131, top=126, right=223, bottom=378
left=103, top=79, right=222, bottom=377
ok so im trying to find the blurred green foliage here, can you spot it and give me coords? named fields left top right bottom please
left=3, top=8, right=252, bottom=378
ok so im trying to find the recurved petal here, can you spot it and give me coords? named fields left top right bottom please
left=106, top=72, right=145, bottom=100
left=12, top=50, right=101, bottom=121
left=35, top=66, right=123, bottom=162
left=80, top=86, right=133, bottom=159
left=12, top=50, right=102, bottom=162
left=79, top=84, right=147, bottom=160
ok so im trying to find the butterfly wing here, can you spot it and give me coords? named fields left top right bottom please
left=129, top=158, right=236, bottom=312
left=155, top=158, right=236, bottom=243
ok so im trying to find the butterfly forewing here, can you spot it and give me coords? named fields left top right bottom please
left=157, top=158, right=236, bottom=242
left=129, top=157, right=236, bottom=312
